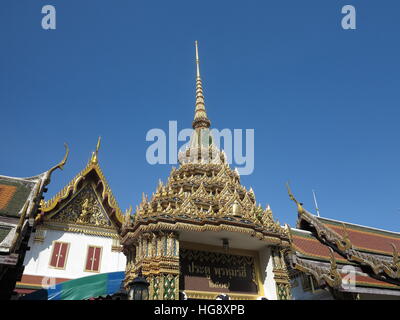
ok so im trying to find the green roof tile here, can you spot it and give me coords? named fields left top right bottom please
left=0, top=177, right=35, bottom=217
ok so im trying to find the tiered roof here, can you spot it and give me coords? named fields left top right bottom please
left=121, top=42, right=290, bottom=246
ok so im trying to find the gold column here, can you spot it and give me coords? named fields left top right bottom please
left=124, top=231, right=180, bottom=300
left=272, top=248, right=292, bottom=300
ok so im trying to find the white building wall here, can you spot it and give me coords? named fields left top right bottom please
left=258, top=246, right=277, bottom=300
left=23, top=229, right=126, bottom=280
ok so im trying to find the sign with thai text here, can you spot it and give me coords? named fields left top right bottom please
left=180, top=248, right=258, bottom=295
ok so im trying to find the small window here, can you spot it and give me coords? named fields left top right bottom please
left=85, top=246, right=102, bottom=272
left=301, top=273, right=320, bottom=292
left=49, top=241, right=70, bottom=269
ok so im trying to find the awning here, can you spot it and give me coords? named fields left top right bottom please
left=20, top=271, right=125, bottom=300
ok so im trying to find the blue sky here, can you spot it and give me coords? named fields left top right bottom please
left=1, top=1, right=399, bottom=231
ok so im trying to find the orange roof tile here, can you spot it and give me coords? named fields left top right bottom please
left=292, top=230, right=348, bottom=263
left=318, top=218, right=400, bottom=256
left=0, top=184, right=17, bottom=210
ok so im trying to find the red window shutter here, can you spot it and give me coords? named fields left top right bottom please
left=86, top=246, right=94, bottom=271
left=50, top=242, right=61, bottom=267
left=92, top=247, right=101, bottom=272
left=57, top=243, right=69, bottom=268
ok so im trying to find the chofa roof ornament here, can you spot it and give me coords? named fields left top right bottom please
left=286, top=182, right=305, bottom=215
left=44, top=143, right=69, bottom=185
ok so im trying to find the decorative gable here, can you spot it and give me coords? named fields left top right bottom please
left=47, top=183, right=113, bottom=229
left=36, top=138, right=128, bottom=237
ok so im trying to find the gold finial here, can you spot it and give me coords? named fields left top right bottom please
left=45, top=143, right=70, bottom=184
left=96, top=136, right=101, bottom=154
left=192, top=41, right=211, bottom=129
left=141, top=192, right=148, bottom=204
left=286, top=182, right=305, bottom=215
left=91, top=136, right=101, bottom=164
left=195, top=40, right=200, bottom=78
left=284, top=223, right=293, bottom=243
left=124, top=205, right=132, bottom=225
left=49, top=143, right=69, bottom=171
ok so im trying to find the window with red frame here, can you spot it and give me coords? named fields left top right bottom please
left=85, top=246, right=102, bottom=272
left=49, top=242, right=69, bottom=269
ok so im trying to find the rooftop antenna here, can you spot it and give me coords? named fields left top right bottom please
left=312, top=189, right=321, bottom=217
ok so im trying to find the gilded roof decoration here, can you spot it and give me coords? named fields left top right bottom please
left=123, top=161, right=287, bottom=238
left=287, top=229, right=400, bottom=291
left=0, top=144, right=67, bottom=262
left=37, top=138, right=124, bottom=227
left=122, top=42, right=288, bottom=243
left=192, top=40, right=211, bottom=130
left=286, top=185, right=400, bottom=291
left=316, top=217, right=400, bottom=256
left=45, top=184, right=113, bottom=229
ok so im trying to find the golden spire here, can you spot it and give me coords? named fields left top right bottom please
left=192, top=41, right=211, bottom=129
left=90, top=136, right=101, bottom=164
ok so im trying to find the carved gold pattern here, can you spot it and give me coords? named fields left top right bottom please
left=39, top=139, right=124, bottom=225
left=271, top=248, right=292, bottom=300
left=287, top=251, right=342, bottom=289
left=49, top=184, right=112, bottom=228
left=122, top=163, right=288, bottom=242
left=124, top=231, right=180, bottom=300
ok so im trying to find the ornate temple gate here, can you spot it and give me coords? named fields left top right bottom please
left=119, top=42, right=292, bottom=300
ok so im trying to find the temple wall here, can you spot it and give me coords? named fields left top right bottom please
left=22, top=229, right=126, bottom=281
left=258, top=246, right=277, bottom=300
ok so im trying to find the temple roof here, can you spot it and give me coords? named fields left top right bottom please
left=289, top=228, right=400, bottom=292
left=0, top=175, right=43, bottom=254
left=0, top=176, right=39, bottom=218
left=290, top=229, right=349, bottom=264
left=311, top=216, right=400, bottom=256
left=121, top=42, right=289, bottom=245
left=285, top=184, right=400, bottom=295
left=36, top=138, right=125, bottom=231
left=0, top=145, right=68, bottom=257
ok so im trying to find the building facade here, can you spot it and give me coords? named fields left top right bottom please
left=120, top=42, right=292, bottom=300
left=16, top=141, right=126, bottom=295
